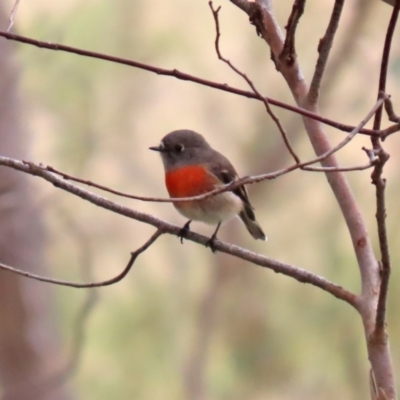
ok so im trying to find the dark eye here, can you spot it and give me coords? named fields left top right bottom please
left=174, top=144, right=184, bottom=152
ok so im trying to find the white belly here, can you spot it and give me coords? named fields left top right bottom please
left=174, top=192, right=243, bottom=225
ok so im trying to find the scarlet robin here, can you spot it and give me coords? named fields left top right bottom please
left=150, top=129, right=266, bottom=251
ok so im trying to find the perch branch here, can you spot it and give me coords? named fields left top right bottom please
left=0, top=157, right=358, bottom=305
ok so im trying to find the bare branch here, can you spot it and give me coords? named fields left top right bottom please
left=384, top=96, right=400, bottom=123
left=44, top=94, right=383, bottom=203
left=0, top=93, right=376, bottom=228
left=381, top=122, right=400, bottom=139
left=0, top=230, right=163, bottom=288
left=308, top=0, right=345, bottom=104
left=372, top=1, right=400, bottom=336
left=209, top=2, right=300, bottom=163
left=280, top=0, right=306, bottom=66
left=250, top=2, right=379, bottom=303
left=302, top=161, right=377, bottom=173
left=0, top=30, right=388, bottom=137
left=0, top=237, right=357, bottom=308
left=0, top=157, right=358, bottom=304
left=229, top=0, right=253, bottom=14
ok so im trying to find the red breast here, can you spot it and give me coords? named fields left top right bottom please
left=165, top=165, right=219, bottom=199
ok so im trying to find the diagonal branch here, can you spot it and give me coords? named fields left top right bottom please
left=0, top=157, right=357, bottom=305
left=307, top=0, right=345, bottom=104
left=280, top=0, right=306, bottom=66
left=229, top=0, right=252, bottom=14
left=209, top=2, right=300, bottom=163
left=0, top=30, right=391, bottom=137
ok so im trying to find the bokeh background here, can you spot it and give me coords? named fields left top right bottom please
left=0, top=0, right=400, bottom=399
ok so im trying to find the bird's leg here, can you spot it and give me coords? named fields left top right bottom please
left=206, top=222, right=221, bottom=253
left=178, top=220, right=192, bottom=244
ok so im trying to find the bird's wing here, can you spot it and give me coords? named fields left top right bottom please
left=208, top=154, right=255, bottom=217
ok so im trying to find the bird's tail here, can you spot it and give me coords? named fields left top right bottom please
left=239, top=206, right=267, bottom=241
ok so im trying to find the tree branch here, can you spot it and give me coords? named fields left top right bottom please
left=0, top=30, right=390, bottom=138
left=0, top=230, right=163, bottom=288
left=307, top=0, right=345, bottom=104
left=248, top=1, right=379, bottom=303
left=228, top=0, right=252, bottom=14
left=0, top=157, right=358, bottom=305
left=384, top=96, right=400, bottom=124
left=372, top=1, right=400, bottom=336
left=209, top=1, right=300, bottom=163
left=280, top=0, right=306, bottom=66
left=42, top=94, right=383, bottom=204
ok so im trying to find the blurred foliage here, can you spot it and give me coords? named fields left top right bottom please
left=3, top=0, right=400, bottom=398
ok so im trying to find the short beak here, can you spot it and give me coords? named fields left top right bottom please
left=149, top=145, right=163, bottom=152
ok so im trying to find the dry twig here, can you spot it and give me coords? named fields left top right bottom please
left=0, top=30, right=394, bottom=138
left=308, top=0, right=345, bottom=104
left=209, top=2, right=300, bottom=163
left=372, top=1, right=400, bottom=336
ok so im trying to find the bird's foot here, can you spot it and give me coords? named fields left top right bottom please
left=205, top=235, right=218, bottom=253
left=178, top=220, right=192, bottom=244
left=205, top=222, right=221, bottom=253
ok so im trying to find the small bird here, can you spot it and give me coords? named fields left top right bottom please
left=150, top=129, right=266, bottom=251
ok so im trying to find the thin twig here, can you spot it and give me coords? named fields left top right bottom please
left=373, top=1, right=400, bottom=335
left=0, top=230, right=163, bottom=288
left=307, top=0, right=345, bottom=104
left=6, top=0, right=21, bottom=32
left=280, top=0, right=306, bottom=66
left=302, top=161, right=377, bottom=172
left=384, top=96, right=400, bottom=123
left=209, top=2, right=300, bottom=163
left=0, top=30, right=389, bottom=138
left=0, top=230, right=357, bottom=309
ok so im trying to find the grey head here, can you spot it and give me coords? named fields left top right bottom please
left=149, top=129, right=213, bottom=171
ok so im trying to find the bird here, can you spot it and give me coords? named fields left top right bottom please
left=150, top=129, right=266, bottom=251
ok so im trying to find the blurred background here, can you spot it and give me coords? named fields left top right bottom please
left=0, top=0, right=399, bottom=399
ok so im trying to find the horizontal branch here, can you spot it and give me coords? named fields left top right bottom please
left=301, top=160, right=376, bottom=172
left=0, top=156, right=357, bottom=305
left=0, top=30, right=388, bottom=137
